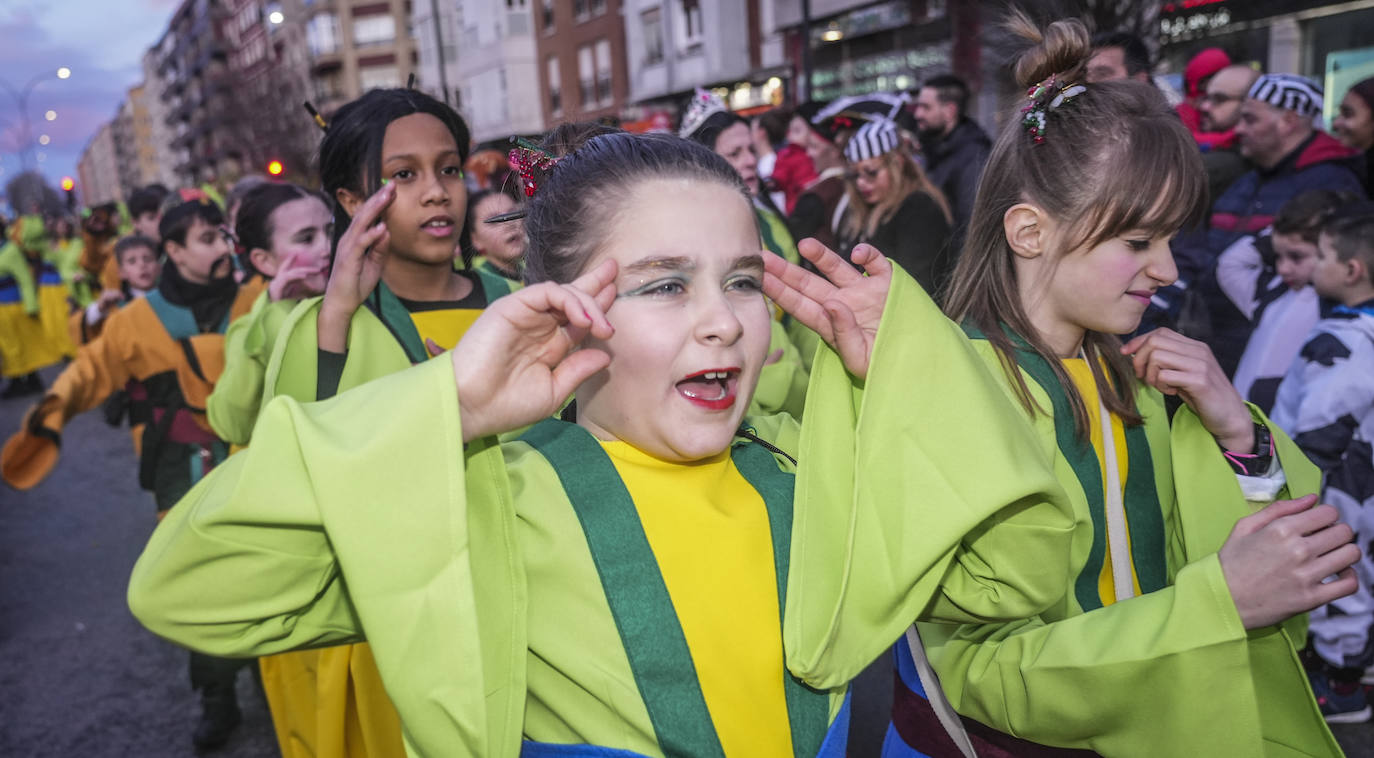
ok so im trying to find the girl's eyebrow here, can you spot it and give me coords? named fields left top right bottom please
left=623, top=255, right=693, bottom=276
left=730, top=254, right=764, bottom=272
left=382, top=149, right=462, bottom=165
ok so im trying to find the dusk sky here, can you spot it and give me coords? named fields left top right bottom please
left=0, top=0, right=181, bottom=193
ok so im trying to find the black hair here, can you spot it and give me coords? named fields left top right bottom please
left=922, top=74, right=971, bottom=119
left=317, top=88, right=473, bottom=252
left=128, top=185, right=170, bottom=220
left=234, top=182, right=328, bottom=275
left=523, top=132, right=752, bottom=285
left=684, top=110, right=748, bottom=152
left=1323, top=202, right=1374, bottom=286
left=757, top=107, right=793, bottom=146
left=158, top=199, right=225, bottom=255
left=1273, top=190, right=1359, bottom=243
left=1092, top=31, right=1151, bottom=77
left=114, top=234, right=159, bottom=263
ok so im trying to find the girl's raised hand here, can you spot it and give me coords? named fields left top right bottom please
left=319, top=183, right=393, bottom=351
left=1218, top=494, right=1360, bottom=629
left=762, top=239, right=892, bottom=379
left=1121, top=328, right=1254, bottom=452
left=453, top=259, right=618, bottom=442
left=268, top=251, right=329, bottom=302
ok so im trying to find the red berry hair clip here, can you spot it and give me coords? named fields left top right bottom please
left=508, top=138, right=560, bottom=198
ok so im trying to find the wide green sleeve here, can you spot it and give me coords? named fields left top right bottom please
left=784, top=267, right=1079, bottom=688
left=260, top=296, right=413, bottom=407
left=130, top=355, right=527, bottom=757
left=0, top=243, right=40, bottom=314
left=207, top=293, right=274, bottom=444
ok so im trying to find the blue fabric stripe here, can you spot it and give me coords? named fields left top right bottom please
left=0, top=287, right=21, bottom=304
left=813, top=691, right=851, bottom=758
left=892, top=636, right=926, bottom=696
left=882, top=722, right=935, bottom=758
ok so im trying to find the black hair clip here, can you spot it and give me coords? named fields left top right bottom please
left=303, top=101, right=328, bottom=132
left=407, top=72, right=417, bottom=90
left=484, top=209, right=527, bottom=224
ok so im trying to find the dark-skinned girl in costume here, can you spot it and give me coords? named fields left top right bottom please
left=0, top=215, right=75, bottom=398
left=1, top=199, right=260, bottom=752
left=128, top=131, right=1085, bottom=756
left=883, top=14, right=1357, bottom=758
left=199, top=90, right=516, bottom=758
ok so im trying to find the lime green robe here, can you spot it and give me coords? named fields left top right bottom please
left=128, top=269, right=1079, bottom=756
left=206, top=291, right=299, bottom=445
left=914, top=335, right=1341, bottom=757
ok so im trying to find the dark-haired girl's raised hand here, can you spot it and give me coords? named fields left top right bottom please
left=318, top=183, right=394, bottom=352
left=454, top=259, right=618, bottom=443
left=763, top=239, right=892, bottom=379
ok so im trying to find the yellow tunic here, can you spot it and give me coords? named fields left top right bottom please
left=602, top=440, right=793, bottom=757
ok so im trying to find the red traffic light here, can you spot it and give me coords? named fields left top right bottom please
left=60, top=176, right=75, bottom=191
left=266, top=160, right=284, bottom=176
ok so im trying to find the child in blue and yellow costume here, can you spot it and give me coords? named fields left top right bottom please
left=0, top=215, right=76, bottom=397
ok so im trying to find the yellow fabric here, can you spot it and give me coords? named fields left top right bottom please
left=407, top=308, right=482, bottom=353
left=600, top=440, right=793, bottom=758
left=1062, top=358, right=1142, bottom=605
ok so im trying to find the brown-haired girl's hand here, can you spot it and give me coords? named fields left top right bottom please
left=762, top=239, right=892, bottom=379
left=1218, top=494, right=1360, bottom=629
left=268, top=251, right=330, bottom=303
left=453, top=259, right=618, bottom=443
left=1120, top=328, right=1255, bottom=452
left=318, top=182, right=394, bottom=352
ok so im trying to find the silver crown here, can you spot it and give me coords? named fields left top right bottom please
left=678, top=87, right=729, bottom=139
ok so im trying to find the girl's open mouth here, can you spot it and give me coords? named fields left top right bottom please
left=675, top=368, right=740, bottom=411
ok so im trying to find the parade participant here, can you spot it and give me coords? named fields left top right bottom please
left=1332, top=77, right=1374, bottom=196
left=206, top=182, right=332, bottom=447
left=0, top=198, right=258, bottom=751
left=128, top=184, right=170, bottom=242
left=787, top=101, right=848, bottom=253
left=240, top=88, right=516, bottom=758
left=1272, top=203, right=1374, bottom=724
left=1219, top=190, right=1356, bottom=414
left=838, top=118, right=953, bottom=298
left=466, top=188, right=525, bottom=284
left=77, top=202, right=125, bottom=293
left=129, top=129, right=1081, bottom=757
left=70, top=234, right=161, bottom=346
left=886, top=15, right=1354, bottom=757
left=0, top=215, right=75, bottom=398
left=49, top=215, right=92, bottom=307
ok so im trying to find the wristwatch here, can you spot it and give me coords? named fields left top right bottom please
left=1222, top=422, right=1273, bottom=477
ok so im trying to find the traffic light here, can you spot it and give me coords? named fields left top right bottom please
left=266, top=160, right=284, bottom=176
left=61, top=176, right=75, bottom=211
left=60, top=176, right=74, bottom=191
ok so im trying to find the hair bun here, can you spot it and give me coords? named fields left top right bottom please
left=1006, top=11, right=1092, bottom=90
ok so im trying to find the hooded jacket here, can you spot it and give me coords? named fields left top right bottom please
left=922, top=118, right=991, bottom=244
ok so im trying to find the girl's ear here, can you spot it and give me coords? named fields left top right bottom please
left=248, top=247, right=279, bottom=278
left=1004, top=203, right=1048, bottom=260
left=335, top=187, right=363, bottom=218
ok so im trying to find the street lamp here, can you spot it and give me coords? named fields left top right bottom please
left=268, top=10, right=284, bottom=24
left=38, top=134, right=50, bottom=145
left=44, top=110, right=56, bottom=121
left=56, top=67, right=71, bottom=80
left=0, top=68, right=70, bottom=168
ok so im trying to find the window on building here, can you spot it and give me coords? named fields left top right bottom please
left=353, top=14, right=396, bottom=47
left=574, top=0, right=589, bottom=21
left=547, top=56, right=561, bottom=114
left=306, top=13, right=339, bottom=55
left=540, top=0, right=554, bottom=32
left=359, top=64, right=400, bottom=91
left=595, top=39, right=612, bottom=105
left=677, top=0, right=703, bottom=53
left=578, top=44, right=594, bottom=108
left=642, top=8, right=663, bottom=65
left=591, top=0, right=606, bottom=15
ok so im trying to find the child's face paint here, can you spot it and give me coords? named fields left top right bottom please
left=118, top=244, right=160, bottom=291
left=166, top=216, right=234, bottom=285
left=259, top=196, right=333, bottom=290
left=574, top=179, right=772, bottom=463
left=376, top=113, right=468, bottom=267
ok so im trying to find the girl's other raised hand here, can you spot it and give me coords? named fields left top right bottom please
left=1218, top=494, right=1360, bottom=629
left=453, top=259, right=618, bottom=443
left=268, top=251, right=330, bottom=303
left=1120, top=328, right=1255, bottom=452
left=319, top=183, right=394, bottom=352
left=762, top=239, right=892, bottom=379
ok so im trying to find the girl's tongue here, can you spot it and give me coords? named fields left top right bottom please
left=675, top=370, right=738, bottom=410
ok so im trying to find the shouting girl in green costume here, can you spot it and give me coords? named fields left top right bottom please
left=129, top=132, right=1082, bottom=756
left=885, top=14, right=1360, bottom=758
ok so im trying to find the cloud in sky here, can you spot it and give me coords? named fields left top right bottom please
left=0, top=0, right=181, bottom=197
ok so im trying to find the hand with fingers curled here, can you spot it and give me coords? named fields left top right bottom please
left=453, top=259, right=619, bottom=443
left=318, top=182, right=395, bottom=352
left=762, top=239, right=893, bottom=380
left=1218, top=494, right=1361, bottom=630
left=1121, top=328, right=1255, bottom=452
left=269, top=251, right=331, bottom=303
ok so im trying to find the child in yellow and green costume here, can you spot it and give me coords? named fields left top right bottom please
left=128, top=131, right=1081, bottom=757
left=882, top=15, right=1357, bottom=758
left=0, top=215, right=75, bottom=395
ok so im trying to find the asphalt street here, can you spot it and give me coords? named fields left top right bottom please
left=1, top=364, right=1371, bottom=757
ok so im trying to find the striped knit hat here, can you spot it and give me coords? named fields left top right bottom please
left=1248, top=74, right=1324, bottom=120
left=844, top=119, right=899, bottom=163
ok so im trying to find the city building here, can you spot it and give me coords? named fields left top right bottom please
left=413, top=0, right=544, bottom=144
left=302, top=0, right=419, bottom=116
left=223, top=0, right=318, bottom=179
left=111, top=85, right=164, bottom=194
left=156, top=0, right=238, bottom=186
left=141, top=49, right=181, bottom=189
left=620, top=0, right=789, bottom=131
left=77, top=121, right=122, bottom=206
left=532, top=0, right=629, bottom=126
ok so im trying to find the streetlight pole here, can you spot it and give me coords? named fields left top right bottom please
left=0, top=69, right=67, bottom=169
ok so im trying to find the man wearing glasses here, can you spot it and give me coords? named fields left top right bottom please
left=1199, top=64, right=1262, bottom=207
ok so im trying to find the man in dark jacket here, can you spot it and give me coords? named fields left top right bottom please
left=1159, top=73, right=1366, bottom=376
left=913, top=74, right=990, bottom=253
